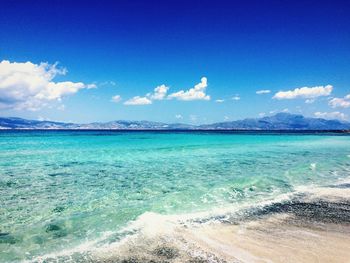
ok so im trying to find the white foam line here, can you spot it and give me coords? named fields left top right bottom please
left=28, top=180, right=348, bottom=262
left=25, top=231, right=117, bottom=263
left=26, top=192, right=296, bottom=262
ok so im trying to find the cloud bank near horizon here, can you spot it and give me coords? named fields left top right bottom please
left=314, top=111, right=348, bottom=121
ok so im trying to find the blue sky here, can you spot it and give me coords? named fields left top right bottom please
left=0, top=0, right=349, bottom=124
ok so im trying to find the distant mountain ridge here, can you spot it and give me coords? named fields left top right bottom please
left=199, top=113, right=350, bottom=130
left=0, top=113, right=350, bottom=130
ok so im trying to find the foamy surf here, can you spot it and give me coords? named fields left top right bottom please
left=93, top=183, right=350, bottom=263
left=28, top=181, right=350, bottom=263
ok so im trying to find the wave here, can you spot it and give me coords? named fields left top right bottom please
left=25, top=178, right=350, bottom=263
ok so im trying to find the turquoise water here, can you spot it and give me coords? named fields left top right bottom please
left=1, top=131, right=350, bottom=262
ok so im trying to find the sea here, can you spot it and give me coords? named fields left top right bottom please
left=1, top=130, right=350, bottom=262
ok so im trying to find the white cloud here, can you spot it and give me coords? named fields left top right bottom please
left=111, top=95, right=121, bottom=103
left=0, top=60, right=91, bottom=111
left=168, top=77, right=210, bottom=101
left=256, top=89, right=271, bottom=94
left=175, top=114, right=183, bottom=119
left=273, top=85, right=333, bottom=100
left=305, top=99, right=315, bottom=104
left=232, top=95, right=240, bottom=101
left=329, top=94, right=350, bottom=108
left=215, top=99, right=224, bottom=103
left=124, top=84, right=168, bottom=106
left=148, top=84, right=169, bottom=100
left=259, top=112, right=266, bottom=117
left=224, top=116, right=229, bottom=121
left=314, top=111, right=348, bottom=121
left=124, top=77, right=209, bottom=105
left=124, top=96, right=152, bottom=105
left=86, top=83, right=97, bottom=89
left=105, top=81, right=116, bottom=86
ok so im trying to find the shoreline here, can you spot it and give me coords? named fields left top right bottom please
left=90, top=185, right=350, bottom=263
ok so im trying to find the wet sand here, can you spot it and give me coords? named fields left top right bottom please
left=185, top=214, right=350, bottom=263
left=90, top=186, right=350, bottom=263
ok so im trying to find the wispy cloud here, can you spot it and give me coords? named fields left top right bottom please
left=57, top=104, right=65, bottom=111
left=273, top=85, right=333, bottom=100
left=168, top=77, right=210, bottom=101
left=175, top=114, right=183, bottom=119
left=305, top=99, right=315, bottom=104
left=100, top=81, right=116, bottom=87
left=314, top=111, right=348, bottom=121
left=86, top=84, right=97, bottom=89
left=189, top=114, right=198, bottom=122
left=37, top=116, right=51, bottom=121
left=0, top=60, right=92, bottom=111
left=124, top=96, right=152, bottom=105
left=215, top=99, right=224, bottom=103
left=269, top=109, right=289, bottom=114
left=232, top=95, right=240, bottom=101
left=256, top=89, right=271, bottom=94
left=111, top=95, right=121, bottom=103
left=329, top=94, right=350, bottom=108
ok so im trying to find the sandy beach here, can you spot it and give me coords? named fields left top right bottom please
left=185, top=213, right=350, bottom=262
left=94, top=186, right=350, bottom=263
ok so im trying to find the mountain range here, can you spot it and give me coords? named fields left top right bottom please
left=0, top=113, right=349, bottom=130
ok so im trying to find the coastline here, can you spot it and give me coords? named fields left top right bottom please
left=91, top=184, right=350, bottom=263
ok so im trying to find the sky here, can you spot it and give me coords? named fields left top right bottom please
left=0, top=0, right=350, bottom=124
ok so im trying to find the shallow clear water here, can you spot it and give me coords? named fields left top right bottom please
left=0, top=131, right=350, bottom=262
